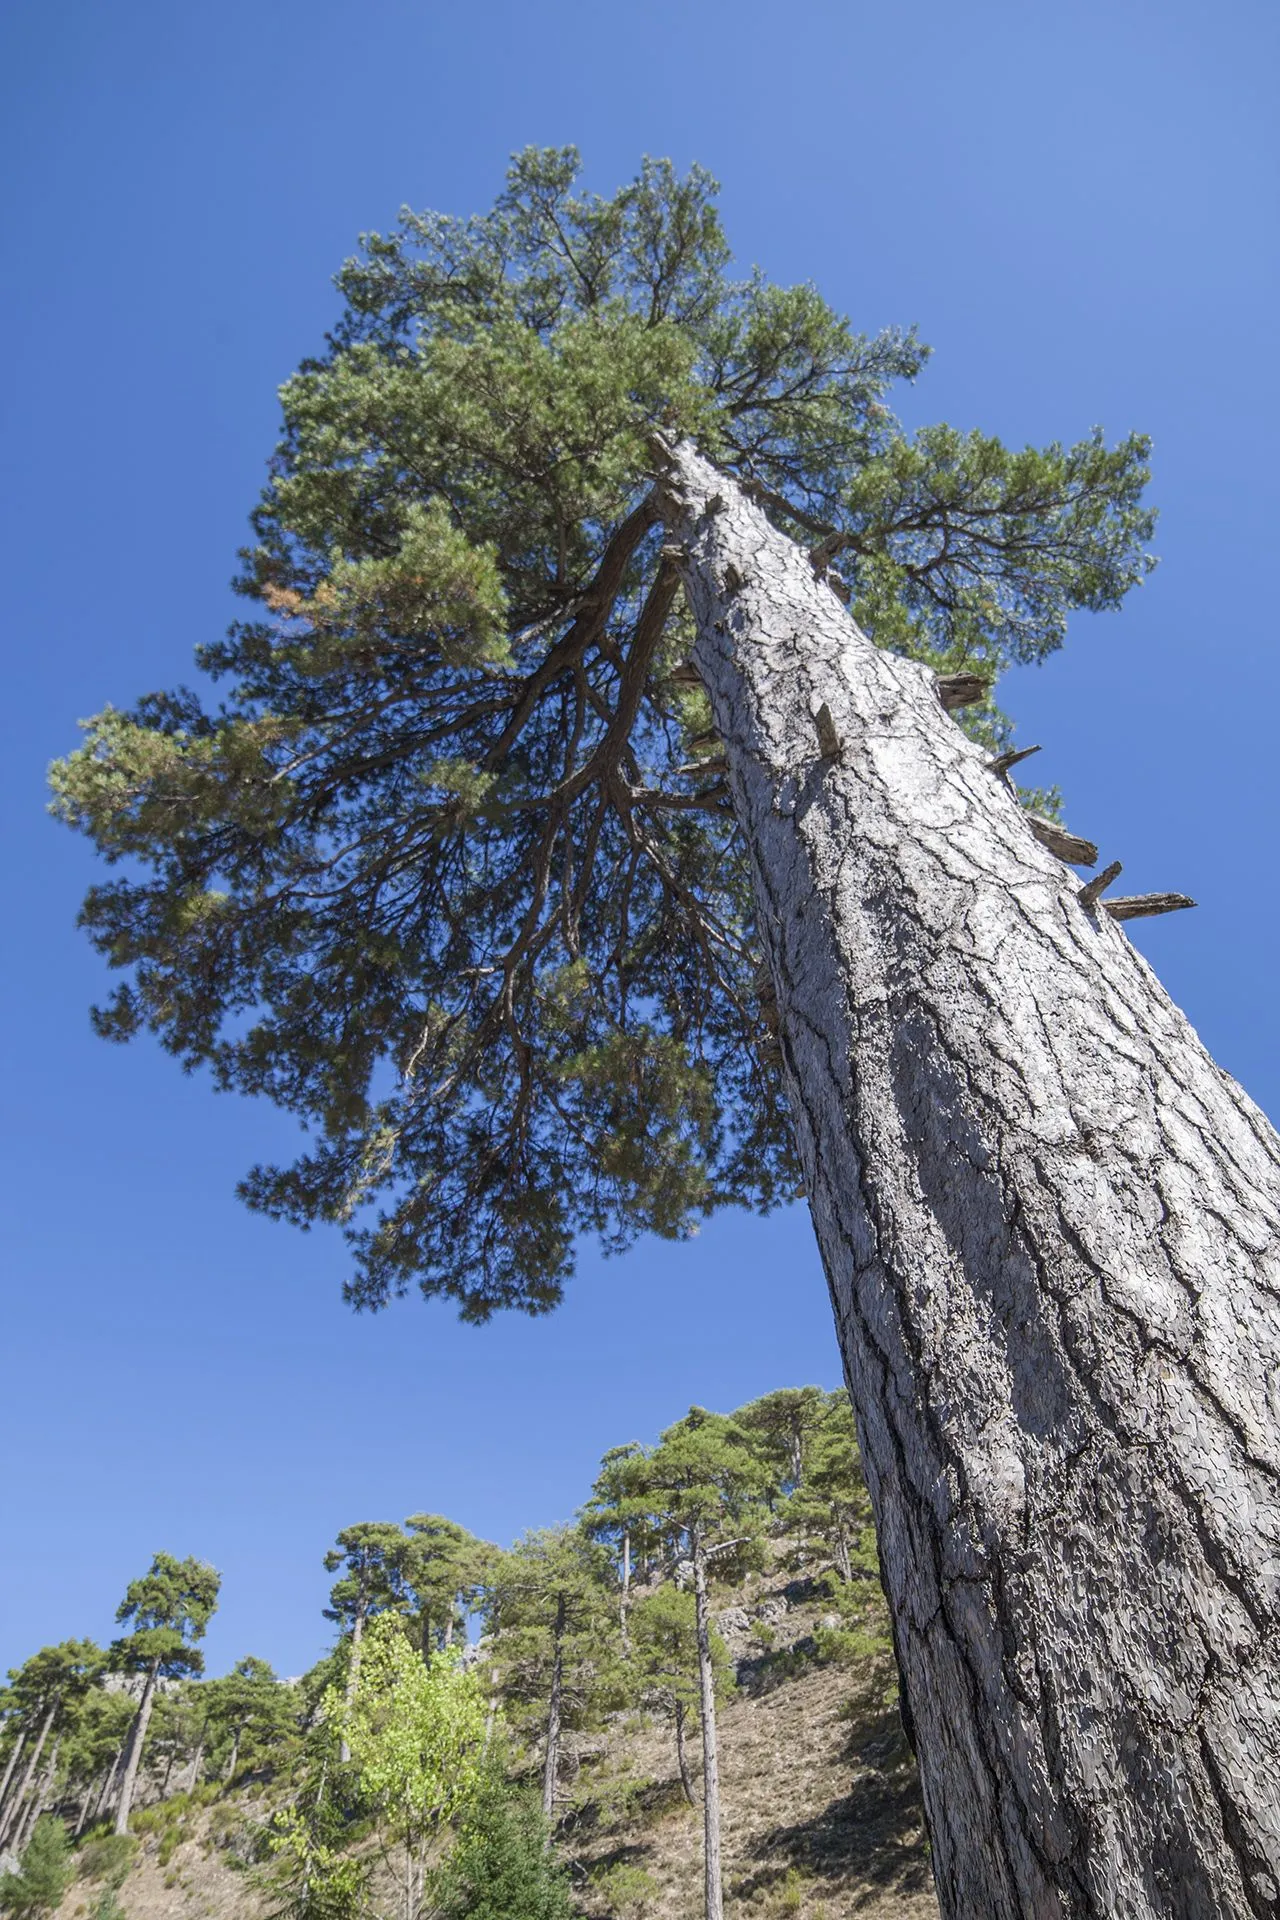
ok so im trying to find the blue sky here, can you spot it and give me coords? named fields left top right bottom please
left=2, top=0, right=1277, bottom=1681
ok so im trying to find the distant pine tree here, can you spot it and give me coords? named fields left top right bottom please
left=435, top=1782, right=574, bottom=1920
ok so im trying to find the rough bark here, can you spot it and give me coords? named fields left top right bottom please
left=114, top=1661, right=160, bottom=1836
left=542, top=1594, right=566, bottom=1826
left=662, top=441, right=1280, bottom=1920
left=692, top=1542, right=723, bottom=1920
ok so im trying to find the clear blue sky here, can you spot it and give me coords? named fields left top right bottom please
left=2, top=0, right=1276, bottom=1682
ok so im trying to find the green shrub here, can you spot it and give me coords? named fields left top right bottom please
left=589, top=1860, right=660, bottom=1916
left=0, top=1817, right=73, bottom=1917
left=435, top=1780, right=573, bottom=1919
left=76, top=1832, right=137, bottom=1885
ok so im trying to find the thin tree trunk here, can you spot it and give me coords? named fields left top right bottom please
left=75, top=1769, right=102, bottom=1837
left=0, top=1729, right=26, bottom=1836
left=0, top=1701, right=54, bottom=1848
left=223, top=1729, right=240, bottom=1784
left=620, top=1529, right=631, bottom=1655
left=833, top=1531, right=853, bottom=1584
left=541, top=1593, right=566, bottom=1828
left=665, top=440, right=1280, bottom=1919
left=188, top=1735, right=205, bottom=1793
left=674, top=1698, right=697, bottom=1808
left=691, top=1541, right=723, bottom=1920
left=114, top=1661, right=161, bottom=1836
left=339, top=1598, right=367, bottom=1765
left=17, top=1737, right=60, bottom=1854
left=93, top=1737, right=127, bottom=1825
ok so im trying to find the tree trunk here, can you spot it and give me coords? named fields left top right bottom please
left=691, top=1541, right=723, bottom=1920
left=833, top=1530, right=853, bottom=1584
left=223, top=1729, right=240, bottom=1784
left=541, top=1594, right=566, bottom=1829
left=621, top=1529, right=632, bottom=1655
left=664, top=440, right=1280, bottom=1918
left=0, top=1701, right=54, bottom=1848
left=114, top=1661, right=161, bottom=1836
left=94, top=1737, right=127, bottom=1825
left=340, top=1596, right=367, bottom=1765
left=75, top=1770, right=102, bottom=1837
left=0, top=1729, right=26, bottom=1836
left=17, top=1736, right=60, bottom=1854
left=674, top=1697, right=697, bottom=1807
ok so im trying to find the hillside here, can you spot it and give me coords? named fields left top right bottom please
left=2, top=1388, right=941, bottom=1918
left=43, top=1565, right=935, bottom=1920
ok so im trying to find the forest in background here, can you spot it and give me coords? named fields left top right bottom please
left=0, top=1384, right=905, bottom=1919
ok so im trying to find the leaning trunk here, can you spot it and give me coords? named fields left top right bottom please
left=223, top=1729, right=240, bottom=1784
left=0, top=1729, right=26, bottom=1837
left=664, top=441, right=1280, bottom=1919
left=17, top=1737, right=60, bottom=1854
left=114, top=1661, right=161, bottom=1836
left=541, top=1594, right=566, bottom=1828
left=0, top=1701, right=54, bottom=1848
left=691, top=1540, right=723, bottom=1920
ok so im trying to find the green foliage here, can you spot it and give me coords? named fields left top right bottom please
left=51, top=147, right=1156, bottom=1319
left=629, top=1407, right=771, bottom=1569
left=261, top=1806, right=368, bottom=1920
left=587, top=1858, right=660, bottom=1916
left=89, top=1889, right=128, bottom=1920
left=0, top=1818, right=73, bottom=1917
left=75, top=1833, right=136, bottom=1885
left=323, top=1522, right=409, bottom=1640
left=402, top=1515, right=498, bottom=1655
left=775, top=1391, right=878, bottom=1585
left=203, top=1657, right=300, bottom=1781
left=489, top=1527, right=620, bottom=1742
left=433, top=1777, right=574, bottom=1920
left=111, top=1554, right=220, bottom=1682
left=325, top=1614, right=488, bottom=1912
left=628, top=1585, right=730, bottom=1723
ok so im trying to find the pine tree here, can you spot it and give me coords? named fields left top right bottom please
left=0, top=1645, right=104, bottom=1853
left=108, top=1555, right=219, bottom=1835
left=0, top=1816, right=72, bottom=1918
left=433, top=1776, right=574, bottom=1920
left=627, top=1585, right=731, bottom=1808
left=322, top=1523, right=408, bottom=1762
left=401, top=1516, right=497, bottom=1656
left=51, top=150, right=1280, bottom=1911
left=488, top=1527, right=614, bottom=1826
left=628, top=1409, right=770, bottom=1920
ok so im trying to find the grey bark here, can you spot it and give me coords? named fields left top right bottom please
left=692, top=1541, right=723, bottom=1920
left=674, top=1696, right=697, bottom=1807
left=541, top=1593, right=566, bottom=1827
left=662, top=441, right=1280, bottom=1919
left=0, top=1729, right=26, bottom=1836
left=114, top=1660, right=160, bottom=1835
left=17, top=1736, right=60, bottom=1854
left=0, top=1702, right=54, bottom=1849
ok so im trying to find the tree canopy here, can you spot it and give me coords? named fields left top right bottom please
left=50, top=147, right=1156, bottom=1319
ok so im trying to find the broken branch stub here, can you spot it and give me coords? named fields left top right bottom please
left=1026, top=814, right=1098, bottom=867
left=1104, top=892, right=1197, bottom=921
left=935, top=671, right=989, bottom=712
left=1078, top=860, right=1123, bottom=909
